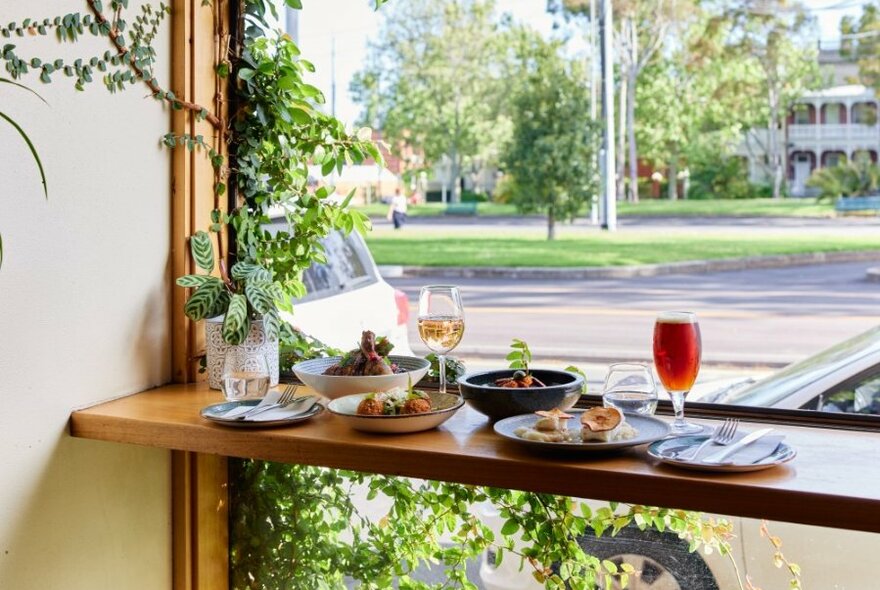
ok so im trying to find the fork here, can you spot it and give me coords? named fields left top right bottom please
left=672, top=418, right=739, bottom=461
left=237, top=384, right=299, bottom=420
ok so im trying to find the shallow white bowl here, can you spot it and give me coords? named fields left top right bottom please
left=292, top=355, right=431, bottom=399
left=327, top=391, right=464, bottom=433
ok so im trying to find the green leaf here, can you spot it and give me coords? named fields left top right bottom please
left=0, top=232, right=3, bottom=270
left=189, top=231, right=214, bottom=272
left=0, top=76, right=48, bottom=104
left=500, top=520, right=520, bottom=536
left=0, top=109, right=47, bottom=198
left=245, top=281, right=274, bottom=314
left=263, top=308, right=280, bottom=341
left=278, top=75, right=298, bottom=90
left=183, top=281, right=224, bottom=321
left=231, top=262, right=271, bottom=282
left=238, top=67, right=255, bottom=81
left=176, top=274, right=221, bottom=288
left=222, top=294, right=249, bottom=344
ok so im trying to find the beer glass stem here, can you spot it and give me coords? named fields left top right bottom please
left=670, top=390, right=687, bottom=429
left=438, top=354, right=447, bottom=395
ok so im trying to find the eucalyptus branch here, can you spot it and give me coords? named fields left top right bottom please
left=84, top=0, right=222, bottom=128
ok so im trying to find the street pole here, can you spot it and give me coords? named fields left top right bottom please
left=285, top=5, right=299, bottom=45
left=600, top=0, right=617, bottom=231
left=331, top=35, right=337, bottom=119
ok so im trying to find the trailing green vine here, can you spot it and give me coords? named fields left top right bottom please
left=231, top=462, right=801, bottom=590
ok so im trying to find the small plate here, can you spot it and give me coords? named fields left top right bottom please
left=201, top=399, right=324, bottom=428
left=327, top=391, right=463, bottom=433
left=493, top=412, right=670, bottom=453
left=647, top=435, right=797, bottom=472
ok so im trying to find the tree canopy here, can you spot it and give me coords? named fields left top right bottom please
left=351, top=0, right=511, bottom=201
left=501, top=34, right=598, bottom=240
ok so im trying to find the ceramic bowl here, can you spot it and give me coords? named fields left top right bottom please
left=327, top=391, right=464, bottom=433
left=292, top=355, right=430, bottom=399
left=457, top=369, right=584, bottom=421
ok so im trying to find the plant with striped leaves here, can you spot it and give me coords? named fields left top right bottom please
left=176, top=230, right=282, bottom=345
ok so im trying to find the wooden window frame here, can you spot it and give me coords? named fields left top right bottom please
left=169, top=2, right=230, bottom=589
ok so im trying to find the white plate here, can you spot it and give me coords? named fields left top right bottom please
left=327, top=391, right=463, bottom=433
left=493, top=412, right=670, bottom=452
left=201, top=399, right=324, bottom=428
left=293, top=355, right=430, bottom=399
left=647, top=435, right=797, bottom=472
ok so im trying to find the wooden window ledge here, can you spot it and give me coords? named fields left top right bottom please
left=70, top=383, right=880, bottom=533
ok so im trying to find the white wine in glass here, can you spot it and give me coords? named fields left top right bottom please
left=418, top=286, right=465, bottom=395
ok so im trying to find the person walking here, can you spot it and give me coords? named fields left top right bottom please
left=387, top=187, right=408, bottom=230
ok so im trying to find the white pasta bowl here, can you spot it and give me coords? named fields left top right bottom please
left=327, top=391, right=464, bottom=433
left=292, top=355, right=431, bottom=399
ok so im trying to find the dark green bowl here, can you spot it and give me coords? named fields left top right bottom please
left=457, top=369, right=584, bottom=421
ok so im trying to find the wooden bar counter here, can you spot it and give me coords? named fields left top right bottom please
left=70, top=383, right=880, bottom=534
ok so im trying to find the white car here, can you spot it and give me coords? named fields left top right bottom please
left=281, top=228, right=413, bottom=355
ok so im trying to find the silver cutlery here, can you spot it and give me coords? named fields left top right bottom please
left=703, top=427, right=775, bottom=464
left=237, top=384, right=300, bottom=420
left=670, top=418, right=739, bottom=461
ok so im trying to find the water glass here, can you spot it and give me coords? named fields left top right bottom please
left=602, top=363, right=658, bottom=416
left=222, top=346, right=270, bottom=402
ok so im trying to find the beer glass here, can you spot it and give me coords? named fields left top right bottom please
left=653, top=311, right=702, bottom=434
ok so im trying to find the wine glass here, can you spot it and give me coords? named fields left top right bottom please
left=418, top=285, right=465, bottom=395
left=222, top=346, right=270, bottom=402
left=602, top=363, right=658, bottom=416
left=653, top=311, right=703, bottom=434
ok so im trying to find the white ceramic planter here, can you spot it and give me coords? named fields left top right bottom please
left=206, top=316, right=279, bottom=390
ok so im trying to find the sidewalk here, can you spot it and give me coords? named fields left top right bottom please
left=379, top=250, right=880, bottom=280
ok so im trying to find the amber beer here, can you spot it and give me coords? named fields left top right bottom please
left=653, top=312, right=702, bottom=393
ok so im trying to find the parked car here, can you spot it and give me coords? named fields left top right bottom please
left=481, top=326, right=880, bottom=590
left=699, top=325, right=880, bottom=415
left=275, top=226, right=413, bottom=356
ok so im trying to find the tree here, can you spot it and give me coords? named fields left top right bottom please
left=551, top=0, right=688, bottom=203
left=502, top=36, right=598, bottom=240
left=718, top=0, right=821, bottom=199
left=351, top=0, right=509, bottom=202
left=636, top=10, right=766, bottom=199
left=840, top=2, right=880, bottom=92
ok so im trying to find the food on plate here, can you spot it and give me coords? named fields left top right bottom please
left=355, top=397, right=385, bottom=416
left=401, top=397, right=432, bottom=414
left=513, top=407, right=638, bottom=443
left=355, top=386, right=433, bottom=416
left=580, top=407, right=625, bottom=442
left=534, top=408, right=574, bottom=432
left=324, top=330, right=401, bottom=376
left=494, top=370, right=547, bottom=388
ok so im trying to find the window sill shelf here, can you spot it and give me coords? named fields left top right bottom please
left=70, top=382, right=880, bottom=533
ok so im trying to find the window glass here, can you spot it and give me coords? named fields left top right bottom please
left=793, top=107, right=810, bottom=124
left=708, top=327, right=880, bottom=414
left=852, top=103, right=877, bottom=124
left=824, top=104, right=841, bottom=124
left=300, top=231, right=376, bottom=302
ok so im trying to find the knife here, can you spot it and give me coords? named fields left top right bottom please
left=702, top=428, right=774, bottom=464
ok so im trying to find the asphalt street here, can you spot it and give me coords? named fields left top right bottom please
left=390, top=261, right=879, bottom=369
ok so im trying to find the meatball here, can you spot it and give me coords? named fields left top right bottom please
left=357, top=398, right=385, bottom=416
left=401, top=398, right=432, bottom=415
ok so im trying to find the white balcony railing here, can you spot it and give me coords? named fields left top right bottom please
left=788, top=123, right=880, bottom=144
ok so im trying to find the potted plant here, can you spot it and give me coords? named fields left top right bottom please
left=177, top=231, right=283, bottom=389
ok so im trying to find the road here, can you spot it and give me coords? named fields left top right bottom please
left=390, top=262, right=878, bottom=369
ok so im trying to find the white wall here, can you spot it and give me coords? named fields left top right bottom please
left=0, top=2, right=172, bottom=588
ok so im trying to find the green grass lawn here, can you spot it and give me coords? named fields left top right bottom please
left=366, top=232, right=879, bottom=267
left=356, top=198, right=834, bottom=219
